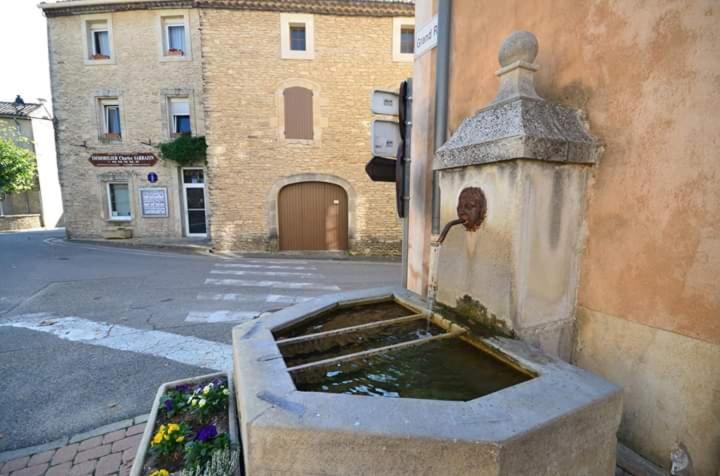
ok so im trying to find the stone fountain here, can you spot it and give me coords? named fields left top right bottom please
left=231, top=32, right=621, bottom=476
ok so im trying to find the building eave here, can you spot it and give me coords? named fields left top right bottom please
left=39, top=0, right=414, bottom=17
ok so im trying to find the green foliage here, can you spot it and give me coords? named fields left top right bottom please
left=186, top=381, right=230, bottom=423
left=158, top=135, right=207, bottom=165
left=180, top=448, right=239, bottom=476
left=183, top=434, right=230, bottom=471
left=0, top=136, right=36, bottom=198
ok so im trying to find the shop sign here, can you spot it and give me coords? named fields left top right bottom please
left=139, top=187, right=169, bottom=217
left=89, top=153, right=158, bottom=167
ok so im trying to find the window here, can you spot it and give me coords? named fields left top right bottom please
left=281, top=14, right=314, bottom=60
left=86, top=19, right=112, bottom=61
left=162, top=16, right=187, bottom=57
left=283, top=87, right=313, bottom=140
left=99, top=98, right=121, bottom=140
left=392, top=17, right=415, bottom=62
left=169, top=97, right=191, bottom=136
left=400, top=26, right=415, bottom=54
left=290, top=25, right=306, bottom=51
left=107, top=183, right=131, bottom=220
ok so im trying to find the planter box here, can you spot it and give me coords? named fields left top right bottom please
left=131, top=372, right=241, bottom=476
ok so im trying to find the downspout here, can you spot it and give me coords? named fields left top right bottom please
left=432, top=0, right=451, bottom=234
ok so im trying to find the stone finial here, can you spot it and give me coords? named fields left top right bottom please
left=492, top=31, right=541, bottom=103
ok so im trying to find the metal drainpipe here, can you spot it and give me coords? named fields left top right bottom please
left=432, top=0, right=452, bottom=234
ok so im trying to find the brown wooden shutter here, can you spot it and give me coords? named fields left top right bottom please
left=284, top=87, right=314, bottom=140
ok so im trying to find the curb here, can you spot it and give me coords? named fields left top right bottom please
left=0, top=414, right=149, bottom=464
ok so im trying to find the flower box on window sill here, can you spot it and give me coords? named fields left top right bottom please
left=102, top=133, right=121, bottom=141
left=170, top=132, right=192, bottom=139
left=130, top=372, right=241, bottom=476
left=167, top=49, right=185, bottom=56
left=91, top=53, right=111, bottom=60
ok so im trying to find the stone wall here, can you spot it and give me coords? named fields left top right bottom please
left=199, top=9, right=411, bottom=254
left=408, top=0, right=720, bottom=473
left=47, top=9, right=205, bottom=240
left=0, top=214, right=42, bottom=232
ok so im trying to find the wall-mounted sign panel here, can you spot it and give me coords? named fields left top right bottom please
left=371, top=120, right=401, bottom=158
left=371, top=90, right=400, bottom=116
left=139, top=187, right=169, bottom=217
left=89, top=153, right=158, bottom=167
left=415, top=15, right=439, bottom=57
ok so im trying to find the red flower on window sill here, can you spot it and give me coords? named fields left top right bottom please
left=91, top=53, right=111, bottom=60
left=167, top=49, right=185, bottom=56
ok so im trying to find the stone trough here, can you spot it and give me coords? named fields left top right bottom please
left=232, top=287, right=622, bottom=476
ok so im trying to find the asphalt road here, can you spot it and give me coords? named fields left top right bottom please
left=0, top=229, right=401, bottom=451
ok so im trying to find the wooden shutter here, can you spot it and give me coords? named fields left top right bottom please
left=284, top=87, right=314, bottom=140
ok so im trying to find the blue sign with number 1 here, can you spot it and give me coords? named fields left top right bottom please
left=147, top=172, right=158, bottom=183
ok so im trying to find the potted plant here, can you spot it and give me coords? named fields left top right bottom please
left=102, top=133, right=121, bottom=141
left=131, top=373, right=241, bottom=476
left=92, top=53, right=110, bottom=60
left=167, top=48, right=184, bottom=56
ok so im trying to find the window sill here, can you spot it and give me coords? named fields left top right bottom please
left=280, top=52, right=315, bottom=60
left=283, top=138, right=317, bottom=146
left=99, top=136, right=122, bottom=144
left=392, top=53, right=414, bottom=63
left=107, top=217, right=132, bottom=222
left=160, top=55, right=192, bottom=62
left=84, top=58, right=115, bottom=65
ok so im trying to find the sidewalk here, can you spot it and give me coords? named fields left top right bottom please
left=0, top=417, right=147, bottom=476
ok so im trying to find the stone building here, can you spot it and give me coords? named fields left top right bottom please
left=407, top=1, right=719, bottom=474
left=0, top=98, right=63, bottom=231
left=41, top=0, right=414, bottom=253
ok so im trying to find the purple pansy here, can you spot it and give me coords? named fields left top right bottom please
left=164, top=399, right=173, bottom=412
left=196, top=424, right=218, bottom=442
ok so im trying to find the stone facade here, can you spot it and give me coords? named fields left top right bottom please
left=200, top=8, right=412, bottom=254
left=44, top=1, right=412, bottom=254
left=47, top=7, right=206, bottom=241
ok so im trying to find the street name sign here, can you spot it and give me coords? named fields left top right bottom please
left=415, top=15, right=439, bottom=57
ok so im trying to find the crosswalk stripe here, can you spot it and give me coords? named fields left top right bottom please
left=210, top=269, right=319, bottom=278
left=196, top=292, right=313, bottom=304
left=216, top=263, right=317, bottom=270
left=205, top=278, right=340, bottom=291
left=0, top=313, right=231, bottom=371
left=246, top=259, right=308, bottom=264
left=185, top=310, right=260, bottom=323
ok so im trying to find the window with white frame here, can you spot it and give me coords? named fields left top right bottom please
left=169, top=97, right=191, bottom=136
left=281, top=14, right=314, bottom=60
left=99, top=98, right=122, bottom=140
left=161, top=15, right=189, bottom=57
left=107, top=183, right=131, bottom=219
left=87, top=19, right=111, bottom=60
left=392, top=17, right=415, bottom=62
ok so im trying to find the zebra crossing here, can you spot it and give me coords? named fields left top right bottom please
left=184, top=259, right=337, bottom=324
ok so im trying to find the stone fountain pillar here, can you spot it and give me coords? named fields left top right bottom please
left=434, top=31, right=602, bottom=360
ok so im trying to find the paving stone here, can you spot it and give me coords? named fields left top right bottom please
left=74, top=445, right=110, bottom=464
left=102, top=430, right=126, bottom=445
left=28, top=451, right=55, bottom=467
left=125, top=424, right=145, bottom=437
left=1, top=457, right=29, bottom=474
left=46, top=462, right=73, bottom=476
left=77, top=436, right=102, bottom=453
left=95, top=452, right=122, bottom=476
left=9, top=463, right=48, bottom=476
left=133, top=415, right=149, bottom=425
left=50, top=445, right=78, bottom=466
left=110, top=435, right=141, bottom=455
left=69, top=460, right=95, bottom=476
left=121, top=449, right=135, bottom=465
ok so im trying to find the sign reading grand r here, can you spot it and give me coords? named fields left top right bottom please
left=415, top=15, right=439, bottom=57
left=89, top=153, right=158, bottom=167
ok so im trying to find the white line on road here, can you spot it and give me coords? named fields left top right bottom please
left=246, top=259, right=308, bottom=264
left=185, top=310, right=260, bottom=323
left=0, top=313, right=232, bottom=371
left=196, top=292, right=313, bottom=304
left=210, top=269, right=320, bottom=278
left=215, top=263, right=317, bottom=270
left=205, top=278, right=340, bottom=291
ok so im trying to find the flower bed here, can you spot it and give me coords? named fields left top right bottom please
left=131, top=373, right=241, bottom=476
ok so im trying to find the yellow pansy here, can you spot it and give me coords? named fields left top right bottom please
left=167, top=423, right=180, bottom=433
left=149, top=469, right=170, bottom=476
left=176, top=436, right=185, bottom=443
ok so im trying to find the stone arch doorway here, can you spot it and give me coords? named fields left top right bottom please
left=277, top=181, right=348, bottom=251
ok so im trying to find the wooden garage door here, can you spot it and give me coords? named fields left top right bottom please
left=278, top=182, right=348, bottom=251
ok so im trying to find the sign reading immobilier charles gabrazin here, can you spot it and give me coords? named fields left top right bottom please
left=88, top=153, right=158, bottom=167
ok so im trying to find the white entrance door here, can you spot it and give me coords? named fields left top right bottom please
left=182, top=168, right=208, bottom=237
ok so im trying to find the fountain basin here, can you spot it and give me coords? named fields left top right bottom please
left=232, top=287, right=622, bottom=475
